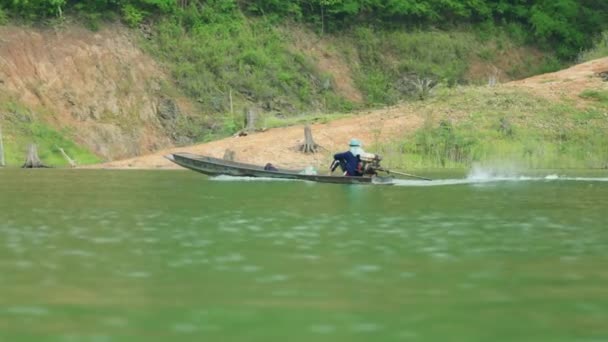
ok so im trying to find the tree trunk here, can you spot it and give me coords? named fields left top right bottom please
left=244, top=107, right=256, bottom=132
left=223, top=149, right=235, bottom=161
left=229, top=88, right=234, bottom=114
left=22, top=144, right=46, bottom=168
left=299, top=125, right=320, bottom=154
left=0, top=124, right=5, bottom=167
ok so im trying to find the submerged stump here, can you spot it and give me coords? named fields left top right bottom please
left=22, top=144, right=47, bottom=168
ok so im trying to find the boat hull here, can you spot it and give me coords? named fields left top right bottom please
left=167, top=153, right=393, bottom=185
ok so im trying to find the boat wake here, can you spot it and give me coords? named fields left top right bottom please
left=393, top=173, right=608, bottom=187
left=209, top=171, right=608, bottom=186
left=211, top=175, right=296, bottom=182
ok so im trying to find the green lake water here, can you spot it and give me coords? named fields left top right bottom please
left=1, top=168, right=608, bottom=342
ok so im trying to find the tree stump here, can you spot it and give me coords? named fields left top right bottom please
left=0, top=124, right=5, bottom=167
left=299, top=125, right=320, bottom=154
left=487, top=67, right=499, bottom=87
left=244, top=107, right=256, bottom=132
left=22, top=144, right=47, bottom=168
left=223, top=149, right=236, bottom=161
left=234, top=108, right=257, bottom=137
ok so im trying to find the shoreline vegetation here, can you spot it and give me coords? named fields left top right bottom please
left=0, top=1, right=607, bottom=170
left=376, top=86, right=608, bottom=170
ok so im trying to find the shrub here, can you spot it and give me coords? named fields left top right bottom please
left=578, top=31, right=608, bottom=62
left=0, top=7, right=8, bottom=25
left=579, top=90, right=608, bottom=104
left=408, top=120, right=478, bottom=167
left=348, top=27, right=478, bottom=104
left=122, top=4, right=146, bottom=28
left=147, top=15, right=341, bottom=118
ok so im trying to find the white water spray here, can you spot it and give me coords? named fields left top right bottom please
left=391, top=163, right=608, bottom=187
left=208, top=167, right=608, bottom=186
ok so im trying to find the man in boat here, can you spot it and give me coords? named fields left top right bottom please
left=329, top=139, right=374, bottom=176
left=264, top=163, right=278, bottom=171
left=330, top=138, right=364, bottom=176
left=331, top=139, right=384, bottom=177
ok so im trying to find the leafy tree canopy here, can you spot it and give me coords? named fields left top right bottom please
left=0, top=0, right=606, bottom=58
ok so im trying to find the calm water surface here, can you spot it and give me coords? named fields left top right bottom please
left=1, top=169, right=607, bottom=341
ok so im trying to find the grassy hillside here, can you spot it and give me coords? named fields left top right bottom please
left=372, top=86, right=608, bottom=170
left=336, top=27, right=558, bottom=104
left=144, top=14, right=559, bottom=133
left=0, top=96, right=100, bottom=167
left=1, top=3, right=606, bottom=169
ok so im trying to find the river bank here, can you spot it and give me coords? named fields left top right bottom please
left=82, top=57, right=608, bottom=171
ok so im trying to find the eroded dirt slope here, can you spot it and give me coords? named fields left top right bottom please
left=0, top=24, right=183, bottom=160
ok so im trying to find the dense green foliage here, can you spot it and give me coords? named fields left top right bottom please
left=340, top=27, right=560, bottom=104
left=146, top=14, right=554, bottom=126
left=350, top=28, right=473, bottom=104
left=146, top=12, right=350, bottom=121
left=578, top=31, right=608, bottom=62
left=1, top=0, right=607, bottom=59
left=141, top=4, right=522, bottom=123
left=248, top=0, right=608, bottom=59
left=0, top=6, right=7, bottom=24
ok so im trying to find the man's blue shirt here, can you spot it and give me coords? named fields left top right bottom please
left=333, top=151, right=360, bottom=176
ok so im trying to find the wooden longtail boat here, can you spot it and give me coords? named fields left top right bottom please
left=166, top=152, right=394, bottom=185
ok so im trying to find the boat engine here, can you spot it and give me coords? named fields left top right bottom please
left=358, top=152, right=383, bottom=175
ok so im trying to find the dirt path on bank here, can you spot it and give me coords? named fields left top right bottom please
left=505, top=57, right=608, bottom=101
left=86, top=106, right=424, bottom=170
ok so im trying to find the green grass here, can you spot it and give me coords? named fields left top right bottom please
left=0, top=7, right=8, bottom=25
left=0, top=100, right=101, bottom=167
left=579, top=90, right=608, bottom=104
left=334, top=27, right=562, bottom=105
left=372, top=87, right=608, bottom=170
left=145, top=16, right=351, bottom=117
left=140, top=14, right=365, bottom=143
left=343, top=28, right=476, bottom=104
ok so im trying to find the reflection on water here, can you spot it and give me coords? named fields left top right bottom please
left=0, top=169, right=607, bottom=341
